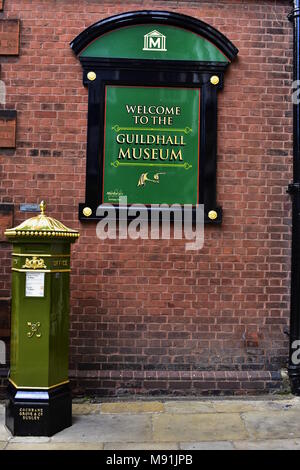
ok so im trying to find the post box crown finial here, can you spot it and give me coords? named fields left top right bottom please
left=4, top=201, right=79, bottom=240
left=40, top=201, right=46, bottom=216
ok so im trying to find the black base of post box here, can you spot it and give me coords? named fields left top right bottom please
left=5, top=381, right=72, bottom=436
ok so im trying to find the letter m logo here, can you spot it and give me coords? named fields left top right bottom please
left=149, top=37, right=161, bottom=49
left=143, top=30, right=167, bottom=52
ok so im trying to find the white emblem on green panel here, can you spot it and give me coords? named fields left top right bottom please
left=143, top=30, right=167, bottom=52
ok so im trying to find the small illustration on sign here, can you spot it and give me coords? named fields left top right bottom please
left=143, top=30, right=167, bottom=52
left=137, top=172, right=165, bottom=187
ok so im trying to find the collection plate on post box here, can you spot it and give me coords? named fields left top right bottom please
left=25, top=272, right=45, bottom=298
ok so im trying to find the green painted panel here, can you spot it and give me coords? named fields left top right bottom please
left=103, top=86, right=200, bottom=205
left=80, top=24, right=229, bottom=62
left=49, top=272, right=69, bottom=386
left=10, top=270, right=50, bottom=388
left=9, top=241, right=70, bottom=388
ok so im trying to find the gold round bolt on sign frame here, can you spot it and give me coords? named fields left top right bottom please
left=83, top=207, right=92, bottom=217
left=210, top=75, right=220, bottom=85
left=208, top=210, right=218, bottom=220
left=87, top=71, right=96, bottom=81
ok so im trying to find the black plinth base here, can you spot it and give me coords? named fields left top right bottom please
left=288, top=366, right=300, bottom=396
left=5, top=381, right=72, bottom=436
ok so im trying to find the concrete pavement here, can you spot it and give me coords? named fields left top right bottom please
left=1, top=396, right=300, bottom=450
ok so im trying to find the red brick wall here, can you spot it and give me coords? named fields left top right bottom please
left=0, top=204, right=12, bottom=393
left=0, top=0, right=293, bottom=396
left=0, top=19, right=19, bottom=55
left=0, top=112, right=16, bottom=147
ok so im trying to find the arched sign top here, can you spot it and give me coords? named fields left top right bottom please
left=70, top=10, right=238, bottom=63
left=78, top=24, right=229, bottom=63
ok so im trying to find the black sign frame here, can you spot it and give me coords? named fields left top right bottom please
left=71, top=11, right=238, bottom=223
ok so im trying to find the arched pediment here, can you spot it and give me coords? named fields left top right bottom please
left=70, top=10, right=238, bottom=63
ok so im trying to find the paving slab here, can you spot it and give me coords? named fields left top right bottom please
left=213, top=399, right=299, bottom=414
left=5, top=442, right=104, bottom=450
left=164, top=401, right=215, bottom=414
left=72, top=404, right=102, bottom=415
left=241, top=410, right=300, bottom=440
left=104, top=442, right=179, bottom=450
left=0, top=424, right=10, bottom=441
left=233, top=439, right=300, bottom=450
left=51, top=414, right=152, bottom=443
left=152, top=413, right=249, bottom=442
left=101, top=402, right=164, bottom=414
left=2, top=398, right=300, bottom=449
left=180, top=441, right=235, bottom=450
left=9, top=436, right=50, bottom=443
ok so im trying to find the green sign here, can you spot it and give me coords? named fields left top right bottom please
left=103, top=86, right=200, bottom=205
